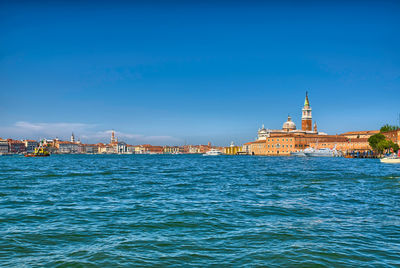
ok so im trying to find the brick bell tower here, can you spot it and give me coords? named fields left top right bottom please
left=301, top=92, right=312, bottom=132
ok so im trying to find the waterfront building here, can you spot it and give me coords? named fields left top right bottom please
left=112, top=141, right=127, bottom=154
left=246, top=92, right=356, bottom=156
left=163, top=146, right=184, bottom=154
left=84, top=144, right=99, bottom=154
left=7, top=139, right=26, bottom=154
left=308, top=137, right=371, bottom=154
left=23, top=140, right=39, bottom=154
left=339, top=130, right=379, bottom=139
left=381, top=129, right=400, bottom=146
left=187, top=145, right=201, bottom=154
left=145, top=145, right=164, bottom=154
left=242, top=142, right=252, bottom=155
left=56, top=141, right=79, bottom=154
left=0, top=138, right=9, bottom=154
left=78, top=143, right=85, bottom=154
left=131, top=145, right=145, bottom=154
left=98, top=143, right=115, bottom=154
left=223, top=142, right=242, bottom=155
left=71, top=132, right=75, bottom=143
left=250, top=140, right=268, bottom=155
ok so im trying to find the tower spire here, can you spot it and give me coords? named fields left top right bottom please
left=304, top=91, right=310, bottom=107
left=301, top=91, right=312, bottom=131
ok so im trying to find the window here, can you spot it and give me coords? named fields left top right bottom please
left=277, top=139, right=279, bottom=141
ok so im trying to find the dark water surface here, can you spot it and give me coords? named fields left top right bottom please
left=1, top=155, right=400, bottom=267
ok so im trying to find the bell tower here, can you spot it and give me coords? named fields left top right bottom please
left=301, top=92, right=312, bottom=132
left=111, top=130, right=116, bottom=143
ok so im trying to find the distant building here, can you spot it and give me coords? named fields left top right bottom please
left=98, top=143, right=115, bottom=154
left=23, top=140, right=38, bottom=154
left=244, top=92, right=364, bottom=156
left=127, top=145, right=136, bottom=154
left=339, top=130, right=379, bottom=140
left=163, top=146, right=184, bottom=154
left=242, top=142, right=252, bottom=155
left=8, top=139, right=26, bottom=154
left=0, top=138, right=9, bottom=154
left=56, top=141, right=79, bottom=154
left=223, top=142, right=241, bottom=155
left=112, top=141, right=127, bottom=154
left=133, top=145, right=147, bottom=154
left=309, top=138, right=371, bottom=153
left=382, top=129, right=400, bottom=146
left=84, top=144, right=99, bottom=154
left=256, top=93, right=321, bottom=141
left=144, top=145, right=164, bottom=154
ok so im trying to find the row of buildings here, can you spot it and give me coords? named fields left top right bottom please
left=0, top=131, right=223, bottom=155
left=238, top=93, right=400, bottom=156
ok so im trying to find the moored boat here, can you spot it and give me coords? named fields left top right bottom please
left=290, top=151, right=305, bottom=157
left=304, top=146, right=340, bottom=157
left=380, top=154, right=400, bottom=164
left=291, top=147, right=315, bottom=157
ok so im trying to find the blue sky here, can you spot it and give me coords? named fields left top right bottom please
left=1, top=1, right=399, bottom=145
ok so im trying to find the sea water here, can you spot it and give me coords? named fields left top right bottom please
left=1, top=154, right=399, bottom=266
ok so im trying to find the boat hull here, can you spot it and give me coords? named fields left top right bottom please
left=304, top=152, right=335, bottom=157
left=380, top=158, right=400, bottom=164
left=24, top=154, right=50, bottom=157
left=290, top=152, right=305, bottom=157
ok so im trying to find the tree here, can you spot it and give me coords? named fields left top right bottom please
left=380, top=124, right=400, bottom=133
left=368, top=133, right=386, bottom=152
left=369, top=133, right=399, bottom=154
left=393, top=143, right=400, bottom=153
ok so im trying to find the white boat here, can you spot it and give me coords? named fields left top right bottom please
left=380, top=154, right=400, bottom=164
left=203, top=149, right=222, bottom=156
left=304, top=146, right=339, bottom=157
left=290, top=147, right=315, bottom=157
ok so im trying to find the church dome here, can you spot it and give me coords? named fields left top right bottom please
left=282, top=116, right=296, bottom=131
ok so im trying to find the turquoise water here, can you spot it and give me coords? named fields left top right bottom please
left=1, top=155, right=400, bottom=267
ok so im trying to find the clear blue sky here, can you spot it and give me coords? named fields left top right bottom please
left=1, top=1, right=399, bottom=145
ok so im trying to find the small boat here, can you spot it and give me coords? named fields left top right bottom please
left=380, top=154, right=400, bottom=164
left=203, top=149, right=222, bottom=156
left=25, top=146, right=50, bottom=157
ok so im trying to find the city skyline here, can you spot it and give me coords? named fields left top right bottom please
left=1, top=1, right=399, bottom=145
